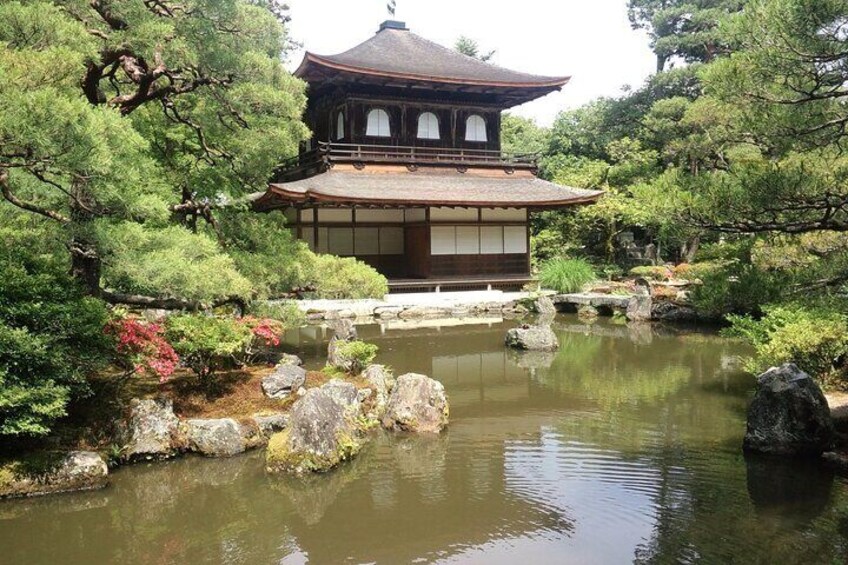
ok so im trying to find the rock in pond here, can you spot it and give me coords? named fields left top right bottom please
left=504, top=324, right=559, bottom=352
left=0, top=451, right=108, bottom=499
left=744, top=363, right=836, bottom=456
left=252, top=412, right=290, bottom=438
left=262, top=364, right=307, bottom=399
left=121, top=398, right=184, bottom=461
left=266, top=380, right=365, bottom=475
left=626, top=282, right=653, bottom=322
left=382, top=373, right=449, bottom=434
left=185, top=418, right=246, bottom=457
left=362, top=364, right=395, bottom=419
left=327, top=319, right=358, bottom=370
left=534, top=295, right=557, bottom=315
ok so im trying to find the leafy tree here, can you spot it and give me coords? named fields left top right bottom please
left=0, top=0, right=309, bottom=308
left=0, top=213, right=112, bottom=437
left=627, top=0, right=747, bottom=71
left=454, top=36, right=495, bottom=61
left=500, top=114, right=548, bottom=156
left=669, top=0, right=848, bottom=236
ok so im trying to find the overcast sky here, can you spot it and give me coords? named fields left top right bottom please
left=284, top=0, right=657, bottom=126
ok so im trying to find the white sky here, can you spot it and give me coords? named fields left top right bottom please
left=285, top=0, right=657, bottom=126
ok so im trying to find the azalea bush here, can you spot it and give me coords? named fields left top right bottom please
left=164, top=314, right=284, bottom=380
left=105, top=316, right=179, bottom=383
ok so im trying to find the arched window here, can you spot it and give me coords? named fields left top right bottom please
left=336, top=112, right=345, bottom=140
left=366, top=108, right=391, bottom=137
left=417, top=112, right=440, bottom=140
left=465, top=114, right=488, bottom=142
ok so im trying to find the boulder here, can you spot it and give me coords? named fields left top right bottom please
left=382, top=373, right=450, bottom=434
left=0, top=451, right=108, bottom=499
left=261, top=364, right=307, bottom=399
left=374, top=306, right=403, bottom=319
left=743, top=363, right=836, bottom=456
left=626, top=294, right=653, bottom=322
left=239, top=420, right=266, bottom=450
left=577, top=305, right=599, bottom=319
left=252, top=412, right=289, bottom=437
left=651, top=301, right=698, bottom=322
left=321, top=378, right=360, bottom=410
left=398, top=306, right=450, bottom=319
left=329, top=318, right=358, bottom=341
left=362, top=364, right=395, bottom=418
left=121, top=398, right=184, bottom=461
left=327, top=319, right=358, bottom=369
left=277, top=353, right=303, bottom=367
left=185, top=418, right=246, bottom=457
left=266, top=381, right=364, bottom=474
left=505, top=325, right=559, bottom=352
left=534, top=295, right=557, bottom=315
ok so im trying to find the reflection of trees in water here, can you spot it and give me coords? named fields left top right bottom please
left=4, top=319, right=847, bottom=564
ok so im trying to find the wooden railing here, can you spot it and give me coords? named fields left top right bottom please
left=272, top=141, right=539, bottom=182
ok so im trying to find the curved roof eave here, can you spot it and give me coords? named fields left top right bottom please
left=295, top=52, right=571, bottom=90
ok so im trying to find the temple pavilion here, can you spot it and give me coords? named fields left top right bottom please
left=255, top=20, right=601, bottom=291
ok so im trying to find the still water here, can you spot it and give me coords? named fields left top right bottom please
left=2, top=316, right=847, bottom=564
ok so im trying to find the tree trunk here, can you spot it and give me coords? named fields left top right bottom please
left=68, top=179, right=102, bottom=296
left=656, top=54, right=667, bottom=73
left=681, top=235, right=700, bottom=264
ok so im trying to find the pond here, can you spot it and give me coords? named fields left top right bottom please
left=2, top=316, right=847, bottom=564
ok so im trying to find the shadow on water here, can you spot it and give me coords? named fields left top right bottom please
left=2, top=315, right=848, bottom=564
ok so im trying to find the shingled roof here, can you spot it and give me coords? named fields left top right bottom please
left=295, top=21, right=570, bottom=105
left=257, top=165, right=602, bottom=210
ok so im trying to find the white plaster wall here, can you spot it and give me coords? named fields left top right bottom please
left=480, top=226, right=504, bottom=254
left=318, top=209, right=353, bottom=223
left=504, top=226, right=528, bottom=253
left=430, top=207, right=478, bottom=222
left=328, top=227, right=353, bottom=255
left=431, top=226, right=456, bottom=255
left=456, top=226, right=480, bottom=254
left=357, top=209, right=404, bottom=223
left=481, top=208, right=526, bottom=222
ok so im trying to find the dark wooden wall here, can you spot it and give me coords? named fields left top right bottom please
left=307, top=92, right=502, bottom=151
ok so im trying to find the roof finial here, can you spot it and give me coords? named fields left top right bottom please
left=387, top=0, right=396, bottom=17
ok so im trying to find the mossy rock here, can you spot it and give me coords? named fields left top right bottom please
left=0, top=451, right=108, bottom=499
left=265, top=381, right=366, bottom=475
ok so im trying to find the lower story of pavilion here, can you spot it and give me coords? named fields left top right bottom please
left=281, top=205, right=531, bottom=284
left=257, top=163, right=603, bottom=290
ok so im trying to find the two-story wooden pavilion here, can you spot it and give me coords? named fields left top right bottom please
left=255, top=20, right=602, bottom=291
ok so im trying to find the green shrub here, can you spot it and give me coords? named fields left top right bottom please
left=690, top=263, right=783, bottom=320
left=629, top=265, right=673, bottom=281
left=248, top=301, right=306, bottom=329
left=165, top=315, right=254, bottom=379
left=331, top=340, right=378, bottom=375
left=531, top=228, right=575, bottom=266
left=0, top=257, right=112, bottom=438
left=672, top=261, right=727, bottom=281
left=727, top=304, right=848, bottom=386
left=538, top=258, right=597, bottom=294
left=308, top=255, right=388, bottom=299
